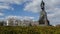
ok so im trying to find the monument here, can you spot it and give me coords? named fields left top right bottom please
left=38, top=0, right=50, bottom=26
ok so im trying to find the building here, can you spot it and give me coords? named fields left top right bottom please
left=38, top=0, right=50, bottom=26
left=4, top=17, right=18, bottom=26
left=3, top=17, right=35, bottom=26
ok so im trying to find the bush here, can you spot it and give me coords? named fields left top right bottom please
left=0, top=26, right=60, bottom=34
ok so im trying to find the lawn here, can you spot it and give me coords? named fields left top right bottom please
left=0, top=26, right=60, bottom=34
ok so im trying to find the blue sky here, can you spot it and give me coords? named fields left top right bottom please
left=0, top=0, right=60, bottom=26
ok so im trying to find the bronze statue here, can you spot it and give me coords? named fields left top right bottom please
left=39, top=0, right=50, bottom=26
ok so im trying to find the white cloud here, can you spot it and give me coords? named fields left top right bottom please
left=0, top=5, right=13, bottom=10
left=24, top=0, right=41, bottom=13
left=0, top=0, right=31, bottom=5
left=0, top=13, right=4, bottom=16
left=0, top=18, right=5, bottom=21
left=24, top=0, right=60, bottom=25
left=0, top=3, right=13, bottom=10
left=0, top=0, right=26, bottom=4
left=0, top=0, right=29, bottom=16
left=0, top=0, right=29, bottom=11
left=0, top=3, right=13, bottom=16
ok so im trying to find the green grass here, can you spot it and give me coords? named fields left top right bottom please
left=0, top=26, right=60, bottom=34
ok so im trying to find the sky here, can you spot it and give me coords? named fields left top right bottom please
left=0, top=0, right=60, bottom=26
